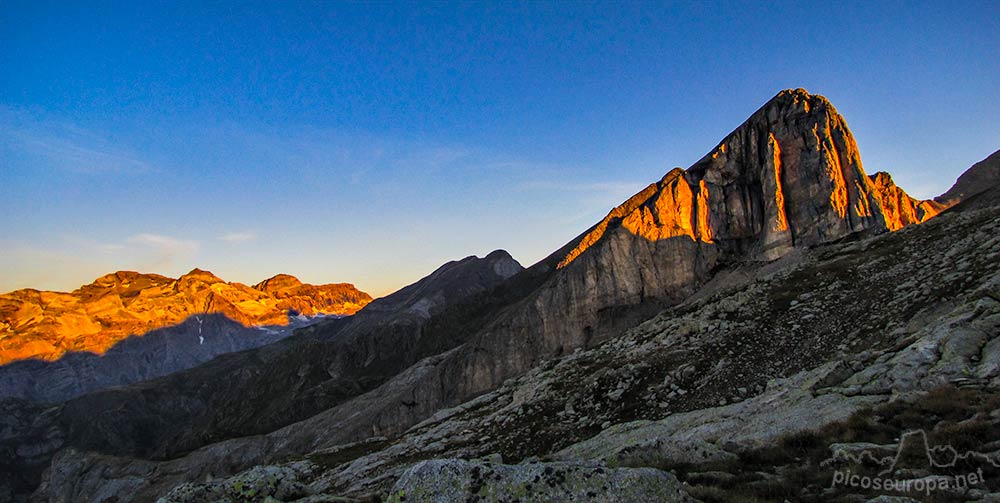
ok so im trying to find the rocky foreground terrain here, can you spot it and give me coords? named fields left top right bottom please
left=3, top=89, right=998, bottom=503
left=0, top=269, right=371, bottom=364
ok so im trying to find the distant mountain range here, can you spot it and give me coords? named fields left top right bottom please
left=2, top=89, right=998, bottom=502
left=0, top=269, right=371, bottom=364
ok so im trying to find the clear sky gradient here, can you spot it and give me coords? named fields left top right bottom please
left=2, top=1, right=998, bottom=296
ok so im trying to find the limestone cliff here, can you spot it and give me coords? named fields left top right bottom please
left=422, top=89, right=932, bottom=408
left=0, top=270, right=371, bottom=364
left=559, top=89, right=943, bottom=269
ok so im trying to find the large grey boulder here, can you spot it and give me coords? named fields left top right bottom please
left=157, top=463, right=314, bottom=503
left=387, top=459, right=694, bottom=503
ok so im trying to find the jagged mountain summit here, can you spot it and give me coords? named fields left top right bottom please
left=0, top=269, right=372, bottom=364
left=3, top=89, right=997, bottom=503
left=560, top=89, right=944, bottom=270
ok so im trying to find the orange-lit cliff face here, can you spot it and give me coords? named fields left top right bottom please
left=0, top=269, right=372, bottom=364
left=868, top=172, right=946, bottom=230
left=558, top=89, right=952, bottom=269
left=557, top=169, right=714, bottom=269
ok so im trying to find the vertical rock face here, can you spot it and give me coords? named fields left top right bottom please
left=490, top=90, right=919, bottom=389
left=689, top=89, right=884, bottom=259
left=560, top=89, right=897, bottom=267
left=454, top=91, right=895, bottom=394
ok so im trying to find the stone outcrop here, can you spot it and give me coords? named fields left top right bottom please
left=156, top=463, right=317, bottom=503
left=0, top=270, right=371, bottom=364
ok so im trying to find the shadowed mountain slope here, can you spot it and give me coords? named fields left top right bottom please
left=0, top=312, right=343, bottom=404
left=936, top=148, right=1000, bottom=204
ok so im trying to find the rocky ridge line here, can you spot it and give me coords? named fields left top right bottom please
left=0, top=269, right=371, bottom=364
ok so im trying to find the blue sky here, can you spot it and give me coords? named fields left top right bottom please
left=2, top=1, right=998, bottom=296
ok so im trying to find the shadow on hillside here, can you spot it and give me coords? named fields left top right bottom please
left=0, top=311, right=343, bottom=404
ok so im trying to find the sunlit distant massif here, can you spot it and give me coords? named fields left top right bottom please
left=0, top=269, right=370, bottom=364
